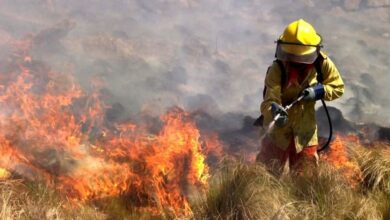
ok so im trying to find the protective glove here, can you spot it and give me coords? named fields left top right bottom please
left=271, top=102, right=288, bottom=127
left=302, top=83, right=325, bottom=101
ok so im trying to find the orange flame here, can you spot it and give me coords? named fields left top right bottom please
left=0, top=38, right=220, bottom=216
left=321, top=135, right=362, bottom=186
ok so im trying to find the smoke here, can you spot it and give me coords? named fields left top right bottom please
left=0, top=0, right=390, bottom=124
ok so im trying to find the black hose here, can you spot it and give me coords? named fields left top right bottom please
left=317, top=99, right=333, bottom=153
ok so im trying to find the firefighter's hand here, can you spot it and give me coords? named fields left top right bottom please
left=271, top=102, right=288, bottom=127
left=302, top=84, right=325, bottom=101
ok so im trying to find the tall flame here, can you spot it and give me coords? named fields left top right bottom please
left=0, top=38, right=220, bottom=216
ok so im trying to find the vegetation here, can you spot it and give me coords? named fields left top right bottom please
left=0, top=179, right=157, bottom=219
left=193, top=143, right=390, bottom=220
left=2, top=142, right=390, bottom=219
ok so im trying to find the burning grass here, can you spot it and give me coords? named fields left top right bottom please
left=3, top=141, right=390, bottom=220
left=0, top=37, right=224, bottom=218
left=2, top=37, right=390, bottom=219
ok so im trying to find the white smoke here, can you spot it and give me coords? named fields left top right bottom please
left=0, top=0, right=389, bottom=125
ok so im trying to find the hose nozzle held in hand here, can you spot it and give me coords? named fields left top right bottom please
left=271, top=102, right=288, bottom=127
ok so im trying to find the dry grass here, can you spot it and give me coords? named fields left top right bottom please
left=192, top=142, right=390, bottom=220
left=192, top=160, right=292, bottom=219
left=356, top=146, right=390, bottom=194
left=3, top=142, right=390, bottom=219
left=0, top=179, right=160, bottom=220
left=0, top=179, right=107, bottom=220
left=287, top=163, right=380, bottom=220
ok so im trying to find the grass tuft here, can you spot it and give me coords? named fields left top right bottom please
left=192, top=160, right=292, bottom=219
left=356, top=147, right=390, bottom=194
left=193, top=142, right=390, bottom=220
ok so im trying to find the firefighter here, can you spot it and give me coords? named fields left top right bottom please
left=256, top=19, right=344, bottom=176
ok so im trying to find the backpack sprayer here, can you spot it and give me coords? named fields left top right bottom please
left=254, top=53, right=333, bottom=153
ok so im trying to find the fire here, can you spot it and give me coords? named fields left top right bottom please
left=0, top=167, right=11, bottom=180
left=321, top=135, right=362, bottom=186
left=0, top=38, right=221, bottom=216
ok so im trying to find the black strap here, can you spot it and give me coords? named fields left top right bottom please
left=275, top=59, right=287, bottom=87
left=314, top=54, right=324, bottom=83
left=276, top=39, right=324, bottom=48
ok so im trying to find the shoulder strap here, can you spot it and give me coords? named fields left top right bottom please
left=275, top=59, right=287, bottom=87
left=314, top=53, right=325, bottom=83
left=262, top=60, right=286, bottom=98
left=262, top=67, right=270, bottom=98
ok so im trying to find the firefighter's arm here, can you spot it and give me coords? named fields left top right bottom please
left=320, top=56, right=345, bottom=101
left=260, top=62, right=282, bottom=124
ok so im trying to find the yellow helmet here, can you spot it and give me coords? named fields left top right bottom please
left=275, top=19, right=322, bottom=64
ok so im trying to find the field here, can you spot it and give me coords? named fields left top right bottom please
left=1, top=138, right=390, bottom=220
left=0, top=1, right=390, bottom=219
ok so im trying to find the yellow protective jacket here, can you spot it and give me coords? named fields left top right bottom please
left=260, top=52, right=344, bottom=152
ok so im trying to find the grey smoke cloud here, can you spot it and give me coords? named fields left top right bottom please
left=0, top=0, right=389, bottom=125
